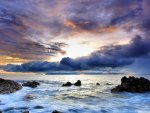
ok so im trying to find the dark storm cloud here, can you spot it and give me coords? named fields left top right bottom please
left=4, top=34, right=150, bottom=72
left=3, top=57, right=133, bottom=72
left=3, top=61, right=69, bottom=72
left=5, top=35, right=150, bottom=72
left=100, top=35, right=150, bottom=58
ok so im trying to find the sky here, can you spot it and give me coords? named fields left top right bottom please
left=0, top=0, right=150, bottom=73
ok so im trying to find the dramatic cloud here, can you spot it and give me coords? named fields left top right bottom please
left=0, top=0, right=68, bottom=61
left=4, top=35, right=150, bottom=72
left=100, top=35, right=150, bottom=58
left=0, top=0, right=150, bottom=72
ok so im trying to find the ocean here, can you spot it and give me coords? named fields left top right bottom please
left=0, top=74, right=150, bottom=113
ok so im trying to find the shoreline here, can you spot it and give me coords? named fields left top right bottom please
left=0, top=75, right=150, bottom=113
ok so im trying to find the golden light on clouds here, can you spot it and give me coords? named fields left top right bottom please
left=99, top=26, right=118, bottom=33
left=49, top=25, right=140, bottom=62
left=64, top=21, right=77, bottom=29
left=0, top=56, right=27, bottom=65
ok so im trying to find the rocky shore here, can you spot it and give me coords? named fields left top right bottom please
left=22, top=81, right=40, bottom=88
left=111, top=76, right=150, bottom=93
left=0, top=78, right=22, bottom=94
left=0, top=76, right=150, bottom=113
left=62, top=80, right=81, bottom=87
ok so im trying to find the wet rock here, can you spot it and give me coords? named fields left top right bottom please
left=62, top=81, right=72, bottom=87
left=121, top=76, right=128, bottom=83
left=34, top=105, right=44, bottom=109
left=74, top=80, right=81, bottom=86
left=111, top=76, right=150, bottom=93
left=24, top=94, right=36, bottom=101
left=52, top=110, right=62, bottom=113
left=96, top=83, right=100, bottom=85
left=22, top=111, right=29, bottom=113
left=0, top=78, right=22, bottom=94
left=22, top=81, right=40, bottom=88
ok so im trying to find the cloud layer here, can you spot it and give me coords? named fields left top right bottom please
left=0, top=0, right=150, bottom=72
left=4, top=35, right=150, bottom=72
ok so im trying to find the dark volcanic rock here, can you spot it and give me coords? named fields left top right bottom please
left=22, top=81, right=40, bottom=88
left=62, top=81, right=72, bottom=87
left=62, top=80, right=82, bottom=87
left=74, top=80, right=81, bottom=86
left=96, top=83, right=100, bottom=85
left=0, top=78, right=22, bottom=94
left=52, top=110, right=62, bottom=113
left=111, top=76, right=150, bottom=93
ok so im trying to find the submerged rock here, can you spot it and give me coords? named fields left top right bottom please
left=24, top=94, right=36, bottom=101
left=111, top=76, right=150, bottom=93
left=0, top=78, right=22, bottom=94
left=52, top=110, right=62, bottom=113
left=74, top=80, right=81, bottom=86
left=105, top=83, right=113, bottom=85
left=22, top=81, right=40, bottom=88
left=33, top=105, right=44, bottom=109
left=62, top=81, right=72, bottom=87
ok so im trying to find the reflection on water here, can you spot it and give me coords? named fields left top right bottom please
left=0, top=74, right=150, bottom=113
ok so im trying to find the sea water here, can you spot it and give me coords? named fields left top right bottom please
left=0, top=74, right=150, bottom=113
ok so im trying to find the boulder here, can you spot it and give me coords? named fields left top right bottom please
left=22, top=81, right=40, bottom=88
left=74, top=80, right=81, bottom=86
left=62, top=81, right=72, bottom=87
left=0, top=78, right=22, bottom=94
left=111, top=76, right=150, bottom=93
left=32, top=81, right=40, bottom=85
left=96, top=83, right=100, bottom=85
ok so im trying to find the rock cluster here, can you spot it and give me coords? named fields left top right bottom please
left=62, top=80, right=81, bottom=87
left=0, top=78, right=22, bottom=94
left=22, top=81, right=40, bottom=88
left=74, top=80, right=81, bottom=86
left=111, top=76, right=150, bottom=93
left=62, top=81, right=72, bottom=87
